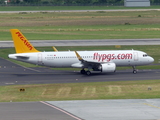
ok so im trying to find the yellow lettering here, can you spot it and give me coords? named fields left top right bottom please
left=16, top=32, right=32, bottom=50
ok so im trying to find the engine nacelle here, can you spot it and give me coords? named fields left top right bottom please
left=101, top=63, right=116, bottom=73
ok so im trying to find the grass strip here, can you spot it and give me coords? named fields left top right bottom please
left=1, top=80, right=160, bottom=102
left=0, top=6, right=160, bottom=11
left=0, top=10, right=160, bottom=40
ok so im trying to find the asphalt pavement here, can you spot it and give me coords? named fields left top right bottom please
left=0, top=102, right=80, bottom=120
left=0, top=9, right=160, bottom=13
left=1, top=99, right=160, bottom=120
left=0, top=39, right=160, bottom=47
left=0, top=57, right=160, bottom=86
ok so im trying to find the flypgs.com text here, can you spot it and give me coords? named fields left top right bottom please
left=93, top=53, right=133, bottom=62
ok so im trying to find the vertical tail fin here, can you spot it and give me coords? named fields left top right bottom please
left=10, top=29, right=40, bottom=53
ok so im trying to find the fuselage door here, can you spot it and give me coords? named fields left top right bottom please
left=133, top=52, right=138, bottom=61
left=37, top=53, right=43, bottom=65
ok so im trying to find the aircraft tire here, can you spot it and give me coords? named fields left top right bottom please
left=133, top=70, right=137, bottom=74
left=81, top=69, right=86, bottom=74
left=86, top=71, right=91, bottom=75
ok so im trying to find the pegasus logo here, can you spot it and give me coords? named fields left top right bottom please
left=16, top=32, right=33, bottom=50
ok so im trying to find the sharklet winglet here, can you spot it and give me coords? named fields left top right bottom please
left=52, top=46, right=58, bottom=52
left=75, top=51, right=83, bottom=61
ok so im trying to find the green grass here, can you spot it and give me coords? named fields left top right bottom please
left=0, top=6, right=160, bottom=11
left=1, top=26, right=160, bottom=40
left=1, top=25, right=160, bottom=40
left=0, top=10, right=160, bottom=40
left=1, top=80, right=160, bottom=102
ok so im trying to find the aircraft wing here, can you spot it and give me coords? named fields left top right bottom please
left=73, top=51, right=117, bottom=74
left=73, top=51, right=101, bottom=68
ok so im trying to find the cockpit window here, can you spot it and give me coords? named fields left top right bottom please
left=143, top=54, right=148, bottom=57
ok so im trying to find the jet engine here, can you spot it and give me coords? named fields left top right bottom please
left=100, top=63, right=116, bottom=73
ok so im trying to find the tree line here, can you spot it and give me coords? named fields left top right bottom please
left=0, top=0, right=160, bottom=5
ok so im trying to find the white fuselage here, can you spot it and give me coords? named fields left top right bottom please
left=8, top=50, right=154, bottom=68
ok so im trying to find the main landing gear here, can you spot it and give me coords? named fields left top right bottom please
left=80, top=69, right=91, bottom=75
left=80, top=69, right=86, bottom=74
left=81, top=66, right=138, bottom=75
left=132, top=66, right=137, bottom=74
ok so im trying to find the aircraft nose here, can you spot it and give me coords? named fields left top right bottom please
left=150, top=57, right=154, bottom=63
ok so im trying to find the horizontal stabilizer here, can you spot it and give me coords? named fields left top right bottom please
left=8, top=54, right=29, bottom=60
left=16, top=55, right=29, bottom=59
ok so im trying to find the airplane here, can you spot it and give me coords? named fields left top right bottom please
left=8, top=29, right=154, bottom=75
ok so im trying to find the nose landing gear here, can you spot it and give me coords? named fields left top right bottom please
left=132, top=66, right=137, bottom=74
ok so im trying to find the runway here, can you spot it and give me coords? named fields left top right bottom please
left=0, top=39, right=160, bottom=47
left=0, top=57, right=160, bottom=85
left=0, top=9, right=160, bottom=13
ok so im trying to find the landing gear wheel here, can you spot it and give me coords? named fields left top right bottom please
left=86, top=71, right=91, bottom=76
left=132, top=66, right=137, bottom=74
left=133, top=70, right=137, bottom=74
left=80, top=69, right=86, bottom=74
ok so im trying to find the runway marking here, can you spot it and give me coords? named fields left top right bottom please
left=5, top=83, right=15, bottom=85
left=22, top=67, right=41, bottom=72
left=5, top=58, right=41, bottom=72
left=82, top=87, right=88, bottom=96
left=42, top=86, right=122, bottom=97
left=82, top=87, right=96, bottom=96
left=108, top=86, right=122, bottom=94
left=56, top=87, right=71, bottom=97
left=40, top=101, right=83, bottom=120
left=41, top=88, right=47, bottom=96
left=143, top=103, right=160, bottom=109
left=91, top=87, right=96, bottom=96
